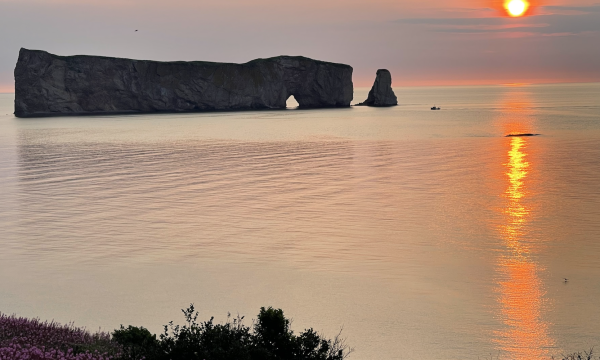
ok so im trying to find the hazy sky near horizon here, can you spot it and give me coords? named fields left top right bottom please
left=0, top=0, right=599, bottom=91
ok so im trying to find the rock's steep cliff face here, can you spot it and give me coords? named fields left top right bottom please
left=357, top=69, right=397, bottom=107
left=14, top=49, right=353, bottom=118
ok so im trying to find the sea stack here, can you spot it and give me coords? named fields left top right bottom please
left=357, top=69, right=398, bottom=107
left=14, top=48, right=353, bottom=118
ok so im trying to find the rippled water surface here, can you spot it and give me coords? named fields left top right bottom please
left=1, top=84, right=600, bottom=359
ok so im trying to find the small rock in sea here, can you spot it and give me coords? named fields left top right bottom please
left=356, top=69, right=398, bottom=107
left=505, top=133, right=540, bottom=137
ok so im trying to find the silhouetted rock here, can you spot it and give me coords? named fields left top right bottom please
left=356, top=69, right=397, bottom=107
left=14, top=48, right=353, bottom=118
left=505, top=133, right=540, bottom=137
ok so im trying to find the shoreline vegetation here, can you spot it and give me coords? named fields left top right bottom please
left=1, top=306, right=596, bottom=360
left=0, top=305, right=353, bottom=360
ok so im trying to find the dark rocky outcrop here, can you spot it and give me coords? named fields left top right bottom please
left=505, top=133, right=540, bottom=137
left=357, top=69, right=397, bottom=107
left=14, top=48, right=353, bottom=118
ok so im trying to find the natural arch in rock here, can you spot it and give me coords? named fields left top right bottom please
left=286, top=95, right=299, bottom=109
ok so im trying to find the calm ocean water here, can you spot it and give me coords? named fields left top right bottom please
left=1, top=84, right=600, bottom=359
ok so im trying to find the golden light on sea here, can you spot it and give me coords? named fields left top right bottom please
left=492, top=90, right=554, bottom=359
left=505, top=0, right=529, bottom=17
left=495, top=136, right=553, bottom=360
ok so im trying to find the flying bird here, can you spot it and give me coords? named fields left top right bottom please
left=135, top=30, right=138, bottom=32
left=564, top=278, right=569, bottom=282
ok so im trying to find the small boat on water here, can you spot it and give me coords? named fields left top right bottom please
left=431, top=106, right=441, bottom=110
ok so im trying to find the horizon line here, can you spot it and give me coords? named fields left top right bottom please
left=1, top=80, right=599, bottom=94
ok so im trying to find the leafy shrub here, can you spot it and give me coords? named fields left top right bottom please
left=157, top=305, right=253, bottom=360
left=112, top=304, right=352, bottom=360
left=112, top=325, right=158, bottom=360
left=252, top=306, right=349, bottom=360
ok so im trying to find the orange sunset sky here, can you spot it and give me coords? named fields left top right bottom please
left=0, top=0, right=599, bottom=91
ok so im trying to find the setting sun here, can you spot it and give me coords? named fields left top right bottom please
left=505, top=0, right=529, bottom=17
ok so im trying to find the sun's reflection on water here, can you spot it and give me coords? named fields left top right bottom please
left=494, top=92, right=554, bottom=359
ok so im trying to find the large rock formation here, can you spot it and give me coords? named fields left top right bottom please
left=14, top=48, right=353, bottom=118
left=357, top=69, right=397, bottom=107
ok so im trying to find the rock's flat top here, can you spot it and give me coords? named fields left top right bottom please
left=357, top=69, right=397, bottom=107
left=14, top=48, right=353, bottom=118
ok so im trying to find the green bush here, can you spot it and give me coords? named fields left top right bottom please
left=112, top=305, right=352, bottom=360
left=112, top=325, right=159, bottom=360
